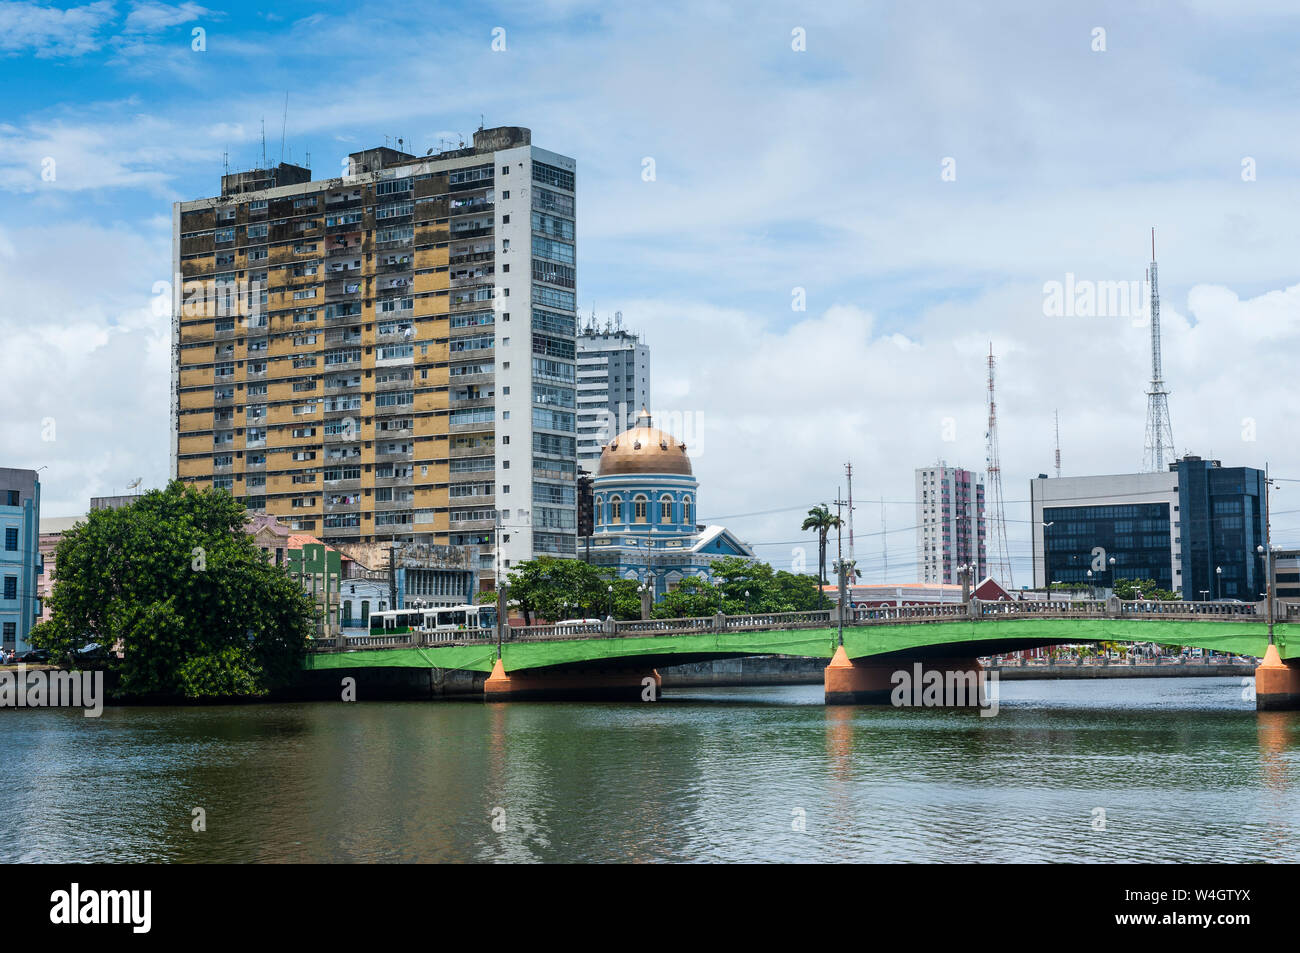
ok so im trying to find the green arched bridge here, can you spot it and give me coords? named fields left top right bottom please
left=303, top=598, right=1300, bottom=708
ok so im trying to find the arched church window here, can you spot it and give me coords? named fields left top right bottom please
left=634, top=495, right=648, bottom=523
left=660, top=495, right=673, bottom=523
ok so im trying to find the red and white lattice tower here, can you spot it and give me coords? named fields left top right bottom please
left=985, top=344, right=1013, bottom=587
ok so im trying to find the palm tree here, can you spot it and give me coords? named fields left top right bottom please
left=801, top=504, right=842, bottom=605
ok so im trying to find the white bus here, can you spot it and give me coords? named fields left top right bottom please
left=368, top=604, right=497, bottom=638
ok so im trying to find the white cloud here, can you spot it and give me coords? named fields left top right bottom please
left=122, top=1, right=208, bottom=34
left=0, top=0, right=116, bottom=57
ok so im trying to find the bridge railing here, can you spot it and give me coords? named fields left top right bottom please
left=617, top=616, right=715, bottom=635
left=310, top=597, right=1276, bottom=653
left=721, top=610, right=833, bottom=630
left=852, top=604, right=966, bottom=622
left=1119, top=600, right=1258, bottom=618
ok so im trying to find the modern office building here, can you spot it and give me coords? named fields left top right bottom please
left=576, top=318, right=650, bottom=472
left=915, top=462, right=986, bottom=584
left=171, top=126, right=578, bottom=589
left=1274, top=549, right=1300, bottom=603
left=1029, top=455, right=1266, bottom=599
left=0, top=468, right=42, bottom=654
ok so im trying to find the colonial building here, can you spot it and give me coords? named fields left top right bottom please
left=588, top=411, right=754, bottom=599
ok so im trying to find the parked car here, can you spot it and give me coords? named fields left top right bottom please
left=17, top=648, right=50, bottom=664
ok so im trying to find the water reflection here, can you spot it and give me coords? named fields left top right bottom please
left=0, top=678, right=1295, bottom=863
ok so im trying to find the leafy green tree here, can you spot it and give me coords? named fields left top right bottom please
left=1112, top=577, right=1179, bottom=601
left=503, top=556, right=618, bottom=623
left=652, top=576, right=723, bottom=618
left=30, top=481, right=314, bottom=699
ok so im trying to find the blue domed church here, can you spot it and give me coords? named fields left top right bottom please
left=589, top=410, right=756, bottom=600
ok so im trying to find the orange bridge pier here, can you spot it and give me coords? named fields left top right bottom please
left=1256, top=645, right=1300, bottom=710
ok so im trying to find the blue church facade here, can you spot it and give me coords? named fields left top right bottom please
left=588, top=411, right=755, bottom=599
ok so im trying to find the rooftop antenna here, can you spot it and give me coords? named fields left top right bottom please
left=1054, top=409, right=1062, bottom=478
left=985, top=343, right=1013, bottom=587
left=1143, top=227, right=1175, bottom=472
left=279, top=92, right=288, bottom=165
left=260, top=117, right=267, bottom=169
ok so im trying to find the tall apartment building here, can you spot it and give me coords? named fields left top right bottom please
left=171, top=126, right=579, bottom=587
left=576, top=319, right=650, bottom=472
left=915, top=462, right=986, bottom=584
left=1029, top=455, right=1266, bottom=599
left=0, top=468, right=41, bottom=654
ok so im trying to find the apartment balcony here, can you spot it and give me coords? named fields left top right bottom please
left=374, top=375, right=414, bottom=392
left=324, top=500, right=363, bottom=514
left=326, top=277, right=364, bottom=298
left=450, top=272, right=494, bottom=289
left=373, top=499, right=416, bottom=512
left=449, top=396, right=494, bottom=411
left=374, top=422, right=413, bottom=438
left=449, top=251, right=493, bottom=266
left=448, top=493, right=495, bottom=509
left=448, top=224, right=492, bottom=241
left=322, top=477, right=361, bottom=491
left=374, top=450, right=415, bottom=464
left=326, top=218, right=365, bottom=235
left=375, top=259, right=413, bottom=276
left=323, top=404, right=363, bottom=419
left=448, top=371, right=493, bottom=388
left=449, top=517, right=495, bottom=531
left=449, top=445, right=493, bottom=459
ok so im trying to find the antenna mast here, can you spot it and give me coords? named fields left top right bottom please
left=1143, top=227, right=1175, bottom=472
left=985, top=344, right=1013, bottom=587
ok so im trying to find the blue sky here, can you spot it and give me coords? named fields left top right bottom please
left=5, top=0, right=1300, bottom=583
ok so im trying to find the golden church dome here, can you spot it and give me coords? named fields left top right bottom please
left=596, top=410, right=693, bottom=477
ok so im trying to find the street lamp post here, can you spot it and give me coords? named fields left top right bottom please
left=1108, top=555, right=1116, bottom=596
left=1215, top=565, right=1222, bottom=602
left=1086, top=569, right=1094, bottom=600
left=744, top=589, right=751, bottom=614
left=607, top=584, right=614, bottom=620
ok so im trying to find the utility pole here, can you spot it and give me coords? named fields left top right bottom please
left=1264, top=465, right=1275, bottom=646
left=845, top=462, right=856, bottom=567
left=834, top=489, right=851, bottom=647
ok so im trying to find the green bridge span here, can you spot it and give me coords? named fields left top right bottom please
left=305, top=614, right=1294, bottom=676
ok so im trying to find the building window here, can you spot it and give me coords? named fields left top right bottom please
left=634, top=495, right=648, bottom=523
left=3, top=528, right=16, bottom=551
left=610, top=496, right=622, bottom=523
left=682, top=496, right=692, bottom=525
left=3, top=576, right=15, bottom=600
left=6, top=491, right=17, bottom=506
left=660, top=495, right=673, bottom=523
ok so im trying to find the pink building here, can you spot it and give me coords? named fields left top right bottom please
left=37, top=516, right=83, bottom=623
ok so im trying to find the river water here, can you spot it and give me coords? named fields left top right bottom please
left=1, top=677, right=1296, bottom=863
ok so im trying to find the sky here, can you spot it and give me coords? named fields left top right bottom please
left=3, top=0, right=1300, bottom=585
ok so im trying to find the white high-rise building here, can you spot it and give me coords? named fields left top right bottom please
left=915, top=462, right=986, bottom=584
left=576, top=319, right=650, bottom=472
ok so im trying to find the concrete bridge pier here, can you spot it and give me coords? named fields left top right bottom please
left=1255, top=645, right=1300, bottom=710
left=484, top=658, right=662, bottom=702
left=824, top=646, right=986, bottom=707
